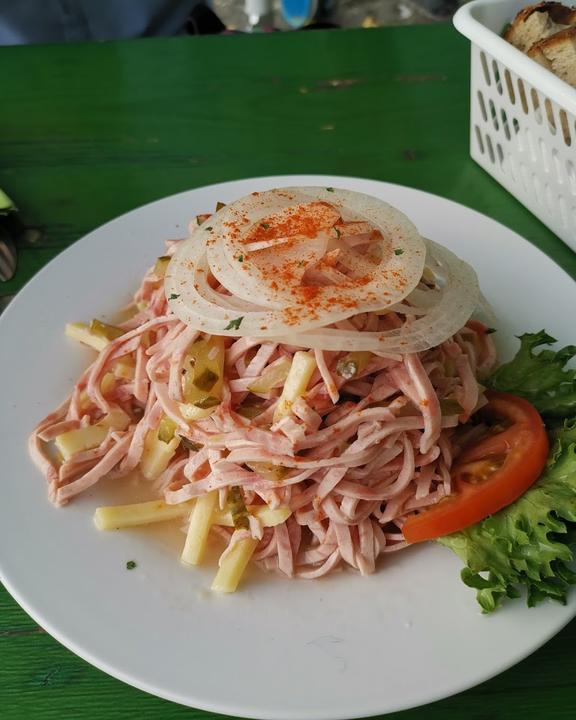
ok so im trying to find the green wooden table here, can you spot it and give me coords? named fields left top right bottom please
left=1, top=23, right=575, bottom=720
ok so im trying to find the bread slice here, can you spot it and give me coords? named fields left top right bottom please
left=505, top=2, right=576, bottom=52
left=528, top=26, right=576, bottom=86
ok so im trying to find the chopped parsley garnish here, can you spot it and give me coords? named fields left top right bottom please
left=236, top=254, right=244, bottom=262
left=206, top=226, right=213, bottom=231
left=224, top=316, right=243, bottom=331
left=168, top=293, right=180, bottom=300
left=394, top=248, right=404, bottom=256
left=260, top=223, right=270, bottom=230
left=326, top=187, right=335, bottom=192
left=126, top=560, right=137, bottom=570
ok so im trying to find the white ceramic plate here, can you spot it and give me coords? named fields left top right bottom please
left=1, top=175, right=575, bottom=720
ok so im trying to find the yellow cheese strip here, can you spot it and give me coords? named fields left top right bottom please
left=181, top=491, right=218, bottom=566
left=65, top=322, right=109, bottom=352
left=94, top=500, right=194, bottom=530
left=211, top=537, right=259, bottom=593
left=273, top=351, right=316, bottom=422
left=54, top=407, right=131, bottom=460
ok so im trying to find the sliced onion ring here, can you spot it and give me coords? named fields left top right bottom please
left=206, top=188, right=425, bottom=312
left=167, top=232, right=419, bottom=337
left=261, top=240, right=480, bottom=354
left=166, top=187, right=427, bottom=336
left=166, top=188, right=480, bottom=354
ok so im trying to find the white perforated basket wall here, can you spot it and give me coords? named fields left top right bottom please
left=454, top=0, right=576, bottom=251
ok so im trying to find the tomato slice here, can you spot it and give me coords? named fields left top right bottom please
left=402, top=391, right=549, bottom=543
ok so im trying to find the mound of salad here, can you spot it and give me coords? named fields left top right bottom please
left=29, top=187, right=576, bottom=609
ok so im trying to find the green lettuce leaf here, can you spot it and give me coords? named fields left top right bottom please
left=437, top=331, right=576, bottom=612
left=439, top=421, right=576, bottom=612
left=488, top=330, right=576, bottom=418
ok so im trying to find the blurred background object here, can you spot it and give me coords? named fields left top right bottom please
left=0, top=0, right=463, bottom=44
left=0, top=0, right=202, bottom=44
left=216, top=0, right=461, bottom=31
left=0, top=189, right=19, bottom=283
left=280, top=0, right=320, bottom=29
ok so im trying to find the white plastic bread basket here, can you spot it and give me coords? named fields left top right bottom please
left=454, top=0, right=576, bottom=251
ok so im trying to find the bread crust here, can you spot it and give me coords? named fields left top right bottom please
left=528, top=23, right=576, bottom=49
left=505, top=1, right=576, bottom=34
left=504, top=2, right=576, bottom=52
left=527, top=25, right=576, bottom=85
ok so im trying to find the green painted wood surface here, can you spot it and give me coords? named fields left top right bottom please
left=1, top=24, right=575, bottom=719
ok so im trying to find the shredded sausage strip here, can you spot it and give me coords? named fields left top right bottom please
left=30, top=240, right=496, bottom=579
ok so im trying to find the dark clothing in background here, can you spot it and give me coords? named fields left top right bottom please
left=0, top=0, right=201, bottom=45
